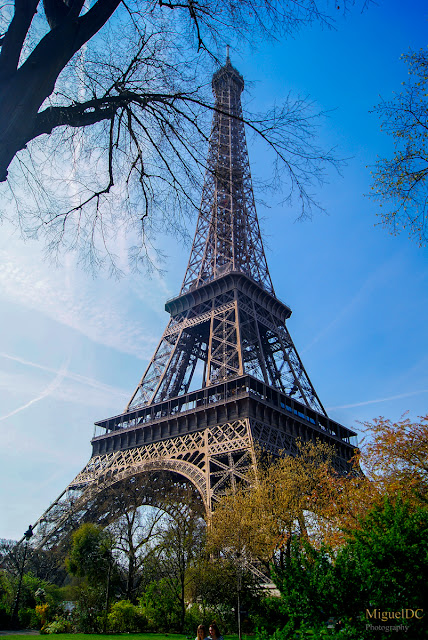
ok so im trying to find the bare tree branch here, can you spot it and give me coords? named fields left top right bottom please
left=370, top=49, right=428, bottom=246
left=0, top=0, right=368, bottom=270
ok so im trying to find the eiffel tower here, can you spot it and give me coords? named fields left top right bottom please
left=33, top=54, right=357, bottom=548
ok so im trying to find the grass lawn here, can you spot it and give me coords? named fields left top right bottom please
left=1, top=635, right=244, bottom=640
left=1, top=636, right=189, bottom=640
left=0, top=635, right=188, bottom=640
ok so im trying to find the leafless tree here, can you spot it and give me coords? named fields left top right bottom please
left=112, top=507, right=164, bottom=601
left=370, top=49, right=428, bottom=246
left=155, top=500, right=206, bottom=632
left=0, top=0, right=368, bottom=270
left=107, top=479, right=166, bottom=602
left=0, top=538, right=21, bottom=575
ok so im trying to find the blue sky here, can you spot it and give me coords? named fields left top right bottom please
left=1, top=0, right=428, bottom=540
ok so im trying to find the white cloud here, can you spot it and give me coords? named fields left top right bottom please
left=0, top=247, right=163, bottom=359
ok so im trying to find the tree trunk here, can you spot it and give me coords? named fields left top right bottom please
left=0, top=20, right=80, bottom=179
left=180, top=577, right=185, bottom=633
left=127, top=551, right=135, bottom=602
left=0, top=0, right=120, bottom=180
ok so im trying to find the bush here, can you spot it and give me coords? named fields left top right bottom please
left=139, top=579, right=181, bottom=631
left=256, top=621, right=362, bottom=639
left=42, top=617, right=73, bottom=634
left=18, top=606, right=40, bottom=629
left=35, top=602, right=50, bottom=627
left=107, top=599, right=147, bottom=632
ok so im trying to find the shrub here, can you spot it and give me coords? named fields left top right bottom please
left=256, top=621, right=361, bottom=639
left=42, top=617, right=73, bottom=634
left=139, top=579, right=181, bottom=631
left=18, top=606, right=40, bottom=629
left=35, top=602, right=50, bottom=627
left=107, top=599, right=147, bottom=632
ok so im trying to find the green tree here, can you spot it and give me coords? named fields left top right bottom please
left=271, top=541, right=338, bottom=634
left=335, top=498, right=428, bottom=633
left=267, top=499, right=428, bottom=639
left=66, top=523, right=113, bottom=582
left=371, top=48, right=428, bottom=246
left=66, top=523, right=117, bottom=632
left=139, top=577, right=181, bottom=631
left=0, top=570, right=14, bottom=627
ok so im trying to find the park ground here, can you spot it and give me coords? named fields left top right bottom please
left=0, top=634, right=245, bottom=640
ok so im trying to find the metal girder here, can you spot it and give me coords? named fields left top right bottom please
left=125, top=58, right=325, bottom=415
left=181, top=58, right=274, bottom=295
left=33, top=417, right=256, bottom=548
left=127, top=281, right=325, bottom=415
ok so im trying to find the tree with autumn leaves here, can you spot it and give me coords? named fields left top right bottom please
left=208, top=440, right=340, bottom=569
left=210, top=415, right=428, bottom=556
left=209, top=415, right=428, bottom=638
left=313, top=414, right=428, bottom=548
left=359, top=414, right=428, bottom=502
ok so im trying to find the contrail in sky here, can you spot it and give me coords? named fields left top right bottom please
left=301, top=255, right=402, bottom=355
left=0, top=359, right=70, bottom=422
left=0, top=351, right=129, bottom=399
left=327, top=389, right=428, bottom=411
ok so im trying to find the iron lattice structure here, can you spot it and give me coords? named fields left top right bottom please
left=33, top=56, right=357, bottom=548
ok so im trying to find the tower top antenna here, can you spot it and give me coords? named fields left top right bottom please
left=226, top=44, right=230, bottom=61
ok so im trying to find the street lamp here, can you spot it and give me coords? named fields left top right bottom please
left=11, top=525, right=34, bottom=628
